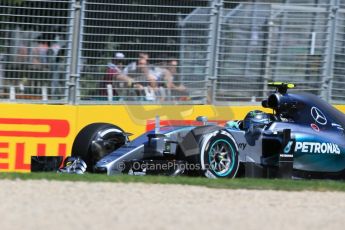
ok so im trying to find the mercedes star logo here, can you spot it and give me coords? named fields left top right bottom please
left=311, top=107, right=327, bottom=125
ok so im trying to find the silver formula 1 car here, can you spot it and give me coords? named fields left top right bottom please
left=63, top=83, right=345, bottom=179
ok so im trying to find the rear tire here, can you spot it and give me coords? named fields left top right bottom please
left=71, top=123, right=127, bottom=171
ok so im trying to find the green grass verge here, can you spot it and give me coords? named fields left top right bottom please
left=1, top=172, right=345, bottom=192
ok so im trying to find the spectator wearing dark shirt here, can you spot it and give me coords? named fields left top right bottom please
left=101, top=52, right=125, bottom=97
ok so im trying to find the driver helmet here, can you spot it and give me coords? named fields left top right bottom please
left=243, top=110, right=271, bottom=130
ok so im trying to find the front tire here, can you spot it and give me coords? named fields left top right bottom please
left=71, top=123, right=127, bottom=171
left=200, top=131, right=239, bottom=178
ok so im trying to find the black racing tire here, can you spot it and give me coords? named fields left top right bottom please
left=193, top=130, right=240, bottom=178
left=71, top=123, right=127, bottom=172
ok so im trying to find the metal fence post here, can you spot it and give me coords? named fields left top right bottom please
left=321, top=0, right=339, bottom=102
left=68, top=0, right=82, bottom=104
left=263, top=10, right=274, bottom=96
left=207, top=0, right=223, bottom=104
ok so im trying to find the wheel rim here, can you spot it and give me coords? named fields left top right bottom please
left=208, top=139, right=235, bottom=177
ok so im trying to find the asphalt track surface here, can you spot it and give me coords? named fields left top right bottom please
left=1, top=179, right=345, bottom=230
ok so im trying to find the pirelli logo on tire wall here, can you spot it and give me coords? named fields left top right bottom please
left=0, top=118, right=70, bottom=171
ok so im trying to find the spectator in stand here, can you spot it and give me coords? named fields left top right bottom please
left=100, top=52, right=125, bottom=98
left=151, top=58, right=186, bottom=101
left=165, top=59, right=186, bottom=92
left=106, top=52, right=125, bottom=84
left=108, top=52, right=125, bottom=74
left=30, top=35, right=51, bottom=95
left=32, top=36, right=50, bottom=69
left=122, top=52, right=149, bottom=76
left=101, top=52, right=142, bottom=99
left=48, top=35, right=63, bottom=97
left=125, top=53, right=157, bottom=100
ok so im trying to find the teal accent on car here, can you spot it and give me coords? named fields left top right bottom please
left=293, top=132, right=345, bottom=172
left=208, top=139, right=235, bottom=177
